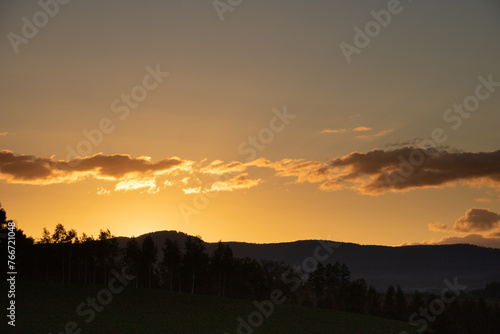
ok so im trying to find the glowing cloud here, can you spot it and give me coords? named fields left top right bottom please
left=115, top=178, right=159, bottom=194
left=320, top=128, right=347, bottom=134
left=97, top=187, right=111, bottom=196
left=182, top=187, right=202, bottom=194
left=353, top=126, right=372, bottom=132
left=356, top=129, right=394, bottom=140
left=3, top=148, right=500, bottom=196
left=209, top=173, right=261, bottom=192
left=200, top=160, right=247, bottom=175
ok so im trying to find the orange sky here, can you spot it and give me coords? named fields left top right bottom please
left=1, top=0, right=500, bottom=248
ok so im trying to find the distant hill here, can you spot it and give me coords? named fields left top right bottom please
left=118, top=230, right=500, bottom=293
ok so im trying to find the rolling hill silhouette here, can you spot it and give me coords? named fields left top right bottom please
left=117, top=230, right=500, bottom=293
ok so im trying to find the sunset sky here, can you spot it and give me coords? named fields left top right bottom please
left=1, top=0, right=500, bottom=248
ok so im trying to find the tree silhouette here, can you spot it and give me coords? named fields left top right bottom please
left=96, top=229, right=118, bottom=284
left=183, top=236, right=209, bottom=294
left=409, top=290, right=424, bottom=312
left=325, top=262, right=341, bottom=289
left=0, top=203, right=6, bottom=231
left=124, top=237, right=141, bottom=288
left=65, top=228, right=77, bottom=283
left=347, top=279, right=368, bottom=313
left=230, top=257, right=266, bottom=299
left=50, top=224, right=71, bottom=282
left=308, top=263, right=326, bottom=297
left=340, top=263, right=351, bottom=286
left=141, top=235, right=158, bottom=289
left=79, top=233, right=95, bottom=284
left=40, top=227, right=52, bottom=281
left=210, top=241, right=233, bottom=297
left=0, top=204, right=34, bottom=281
left=395, top=285, right=407, bottom=320
left=162, top=239, right=182, bottom=292
left=484, top=281, right=500, bottom=298
left=383, top=285, right=396, bottom=319
left=366, top=285, right=381, bottom=316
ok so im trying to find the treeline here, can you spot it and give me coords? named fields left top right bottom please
left=304, top=263, right=500, bottom=334
left=1, top=205, right=500, bottom=334
left=1, top=217, right=300, bottom=299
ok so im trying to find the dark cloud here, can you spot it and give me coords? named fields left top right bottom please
left=0, top=150, right=54, bottom=181
left=428, top=222, right=449, bottom=232
left=453, top=208, right=500, bottom=233
left=322, top=148, right=500, bottom=194
left=428, top=208, right=500, bottom=239
left=384, top=139, right=421, bottom=148
left=0, top=150, right=189, bottom=184
left=68, top=154, right=185, bottom=178
left=489, top=231, right=500, bottom=238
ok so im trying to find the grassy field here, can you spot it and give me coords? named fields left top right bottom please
left=3, top=281, right=419, bottom=334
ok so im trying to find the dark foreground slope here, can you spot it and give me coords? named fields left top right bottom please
left=4, top=280, right=418, bottom=334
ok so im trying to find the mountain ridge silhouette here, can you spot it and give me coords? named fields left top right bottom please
left=116, top=230, right=500, bottom=293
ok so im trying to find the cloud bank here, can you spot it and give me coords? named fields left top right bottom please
left=429, top=208, right=500, bottom=234
left=427, top=208, right=500, bottom=249
left=453, top=208, right=500, bottom=233
left=322, top=147, right=500, bottom=194
left=0, top=150, right=189, bottom=184
left=2, top=147, right=500, bottom=196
